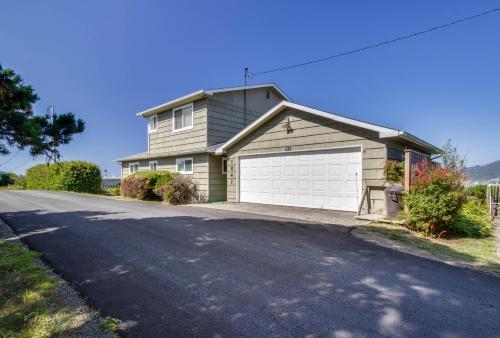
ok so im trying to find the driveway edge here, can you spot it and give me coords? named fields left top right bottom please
left=0, top=218, right=115, bottom=337
left=351, top=225, right=500, bottom=278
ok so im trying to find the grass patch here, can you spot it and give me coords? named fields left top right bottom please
left=360, top=223, right=500, bottom=275
left=100, top=316, right=119, bottom=332
left=0, top=240, right=74, bottom=337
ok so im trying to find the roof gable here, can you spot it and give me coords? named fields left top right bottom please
left=215, top=101, right=441, bottom=154
left=137, top=83, right=290, bottom=117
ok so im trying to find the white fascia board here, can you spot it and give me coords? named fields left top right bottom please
left=215, top=101, right=400, bottom=154
left=136, top=90, right=206, bottom=117
left=396, top=131, right=442, bottom=154
left=136, top=84, right=290, bottom=118
left=206, top=83, right=291, bottom=102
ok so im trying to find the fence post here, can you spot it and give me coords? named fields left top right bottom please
left=404, top=149, right=412, bottom=192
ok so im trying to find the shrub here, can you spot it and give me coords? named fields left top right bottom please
left=465, top=184, right=487, bottom=202
left=13, top=175, right=27, bottom=189
left=453, top=199, right=493, bottom=238
left=121, top=170, right=174, bottom=200
left=0, top=172, right=17, bottom=186
left=402, top=160, right=467, bottom=237
left=385, top=160, right=404, bottom=185
left=25, top=161, right=101, bottom=193
left=107, top=187, right=121, bottom=196
left=59, top=161, right=101, bottom=193
left=121, top=175, right=151, bottom=200
left=26, top=164, right=63, bottom=190
left=157, top=175, right=198, bottom=205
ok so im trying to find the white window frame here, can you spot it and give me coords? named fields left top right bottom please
left=129, top=162, right=139, bottom=174
left=148, top=114, right=158, bottom=133
left=176, top=157, right=193, bottom=174
left=221, top=157, right=227, bottom=174
left=172, top=103, right=194, bottom=132
left=149, top=160, right=158, bottom=171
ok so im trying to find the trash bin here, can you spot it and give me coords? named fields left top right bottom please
left=385, top=186, right=403, bottom=218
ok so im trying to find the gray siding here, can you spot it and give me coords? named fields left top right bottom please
left=121, top=154, right=210, bottom=201
left=225, top=109, right=389, bottom=214
left=208, top=155, right=227, bottom=202
left=207, top=88, right=283, bottom=146
left=148, top=99, right=208, bottom=155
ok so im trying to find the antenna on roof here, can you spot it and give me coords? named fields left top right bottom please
left=244, top=67, right=252, bottom=86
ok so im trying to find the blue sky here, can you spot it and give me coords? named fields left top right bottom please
left=1, top=1, right=499, bottom=176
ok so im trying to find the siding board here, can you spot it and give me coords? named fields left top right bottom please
left=225, top=109, right=390, bottom=215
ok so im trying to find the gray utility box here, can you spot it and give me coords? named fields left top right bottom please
left=385, top=186, right=404, bottom=218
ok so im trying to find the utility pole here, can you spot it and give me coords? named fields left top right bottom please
left=243, top=68, right=249, bottom=126
left=244, top=67, right=249, bottom=85
left=47, top=105, right=56, bottom=162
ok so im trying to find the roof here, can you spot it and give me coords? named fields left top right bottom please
left=136, top=83, right=291, bottom=117
left=215, top=101, right=442, bottom=155
left=114, top=144, right=223, bottom=162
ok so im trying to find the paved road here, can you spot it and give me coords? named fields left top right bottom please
left=1, top=190, right=499, bottom=338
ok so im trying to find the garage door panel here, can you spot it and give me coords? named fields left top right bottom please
left=239, top=147, right=362, bottom=211
left=311, top=180, right=327, bottom=192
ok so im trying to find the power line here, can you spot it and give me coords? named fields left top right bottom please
left=251, top=6, right=500, bottom=76
left=0, top=150, right=21, bottom=167
left=6, top=157, right=33, bottom=173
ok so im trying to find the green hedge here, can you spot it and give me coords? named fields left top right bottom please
left=0, top=172, right=17, bottom=186
left=25, top=161, right=101, bottom=193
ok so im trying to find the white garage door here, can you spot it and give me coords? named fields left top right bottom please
left=239, top=147, right=362, bottom=211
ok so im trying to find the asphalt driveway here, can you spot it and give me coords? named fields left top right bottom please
left=0, top=190, right=499, bottom=338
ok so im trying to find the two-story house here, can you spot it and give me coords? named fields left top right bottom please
left=117, top=83, right=440, bottom=215
left=116, top=84, right=290, bottom=202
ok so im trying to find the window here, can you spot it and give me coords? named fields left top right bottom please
left=176, top=157, right=193, bottom=174
left=129, top=162, right=139, bottom=174
left=172, top=103, right=193, bottom=131
left=266, top=90, right=270, bottom=99
left=149, top=160, right=157, bottom=171
left=221, top=157, right=227, bottom=174
left=388, top=148, right=404, bottom=162
left=148, top=115, right=158, bottom=133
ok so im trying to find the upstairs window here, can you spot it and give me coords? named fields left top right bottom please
left=149, top=160, right=157, bottom=171
left=176, top=157, right=193, bottom=174
left=173, top=103, right=193, bottom=132
left=129, top=162, right=139, bottom=174
left=148, top=115, right=158, bottom=133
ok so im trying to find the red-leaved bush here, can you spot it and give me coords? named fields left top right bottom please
left=121, top=175, right=156, bottom=200
left=156, top=175, right=199, bottom=205
left=402, top=160, right=467, bottom=237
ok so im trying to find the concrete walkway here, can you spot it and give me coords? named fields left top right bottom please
left=190, top=202, right=368, bottom=227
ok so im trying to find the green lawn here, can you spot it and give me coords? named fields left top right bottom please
left=0, top=240, right=82, bottom=337
left=359, top=223, right=500, bottom=276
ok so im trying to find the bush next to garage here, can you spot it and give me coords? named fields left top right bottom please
left=25, top=161, right=101, bottom=193
left=121, top=170, right=174, bottom=200
left=453, top=199, right=493, bottom=238
left=402, top=160, right=467, bottom=237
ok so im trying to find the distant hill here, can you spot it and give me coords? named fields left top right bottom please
left=465, top=160, right=500, bottom=182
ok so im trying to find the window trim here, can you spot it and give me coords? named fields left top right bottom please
left=176, top=157, right=194, bottom=174
left=149, top=160, right=158, bottom=171
left=129, top=162, right=139, bottom=174
left=172, top=103, right=194, bottom=132
left=148, top=114, right=158, bottom=133
left=221, top=157, right=227, bottom=174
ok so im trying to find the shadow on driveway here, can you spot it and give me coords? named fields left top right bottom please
left=2, top=207, right=500, bottom=337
